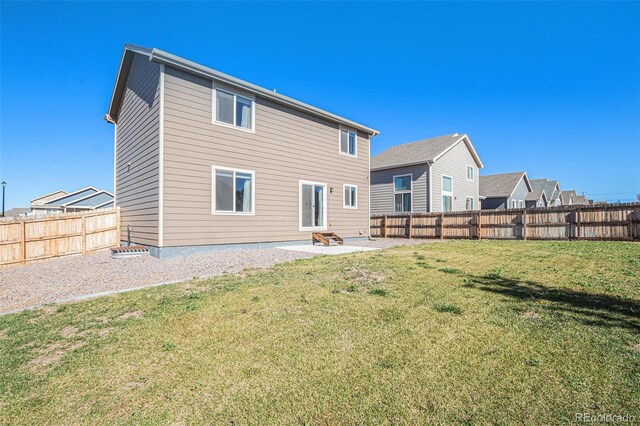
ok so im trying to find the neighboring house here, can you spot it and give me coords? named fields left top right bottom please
left=573, top=194, right=589, bottom=205
left=3, top=208, right=30, bottom=219
left=479, top=172, right=532, bottom=210
left=560, top=190, right=577, bottom=205
left=105, top=45, right=378, bottom=257
left=530, top=179, right=562, bottom=206
left=30, top=187, right=114, bottom=215
left=525, top=190, right=548, bottom=208
left=370, top=133, right=483, bottom=214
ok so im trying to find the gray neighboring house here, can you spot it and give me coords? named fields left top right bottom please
left=3, top=208, right=30, bottom=219
left=370, top=133, right=483, bottom=214
left=525, top=189, right=548, bottom=208
left=530, top=179, right=562, bottom=206
left=30, top=187, right=114, bottom=215
left=105, top=45, right=378, bottom=257
left=560, top=190, right=577, bottom=205
left=573, top=194, right=589, bottom=205
left=480, top=171, right=532, bottom=210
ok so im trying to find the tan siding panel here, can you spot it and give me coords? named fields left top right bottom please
left=115, top=53, right=161, bottom=246
left=162, top=66, right=370, bottom=246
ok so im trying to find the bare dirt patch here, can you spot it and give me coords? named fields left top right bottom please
left=0, top=330, right=7, bottom=340
left=633, top=344, right=640, bottom=353
left=521, top=311, right=542, bottom=320
left=119, top=310, right=143, bottom=320
left=28, top=340, right=88, bottom=372
left=345, top=267, right=385, bottom=281
left=60, top=326, right=79, bottom=338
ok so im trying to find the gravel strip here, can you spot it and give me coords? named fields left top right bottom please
left=0, top=238, right=440, bottom=314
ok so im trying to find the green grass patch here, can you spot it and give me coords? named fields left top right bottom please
left=0, top=240, right=639, bottom=424
left=432, top=303, right=463, bottom=314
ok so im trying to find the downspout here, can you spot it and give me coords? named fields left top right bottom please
left=368, top=134, right=371, bottom=238
left=104, top=113, right=118, bottom=241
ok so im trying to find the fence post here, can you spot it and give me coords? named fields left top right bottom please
left=440, top=213, right=444, bottom=240
left=408, top=214, right=413, bottom=239
left=477, top=210, right=482, bottom=240
left=81, top=215, right=87, bottom=254
left=383, top=215, right=387, bottom=238
left=576, top=206, right=581, bottom=240
left=20, top=219, right=26, bottom=264
left=522, top=209, right=527, bottom=240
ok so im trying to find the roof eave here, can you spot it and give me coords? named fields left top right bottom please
left=371, top=160, right=432, bottom=172
left=107, top=45, right=379, bottom=136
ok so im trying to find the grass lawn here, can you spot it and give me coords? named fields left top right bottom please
left=1, top=240, right=639, bottom=424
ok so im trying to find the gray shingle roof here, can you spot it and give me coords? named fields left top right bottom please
left=526, top=189, right=546, bottom=201
left=4, top=208, right=30, bottom=218
left=573, top=195, right=589, bottom=205
left=530, top=179, right=560, bottom=200
left=480, top=172, right=527, bottom=198
left=371, top=133, right=468, bottom=170
left=560, top=190, right=576, bottom=203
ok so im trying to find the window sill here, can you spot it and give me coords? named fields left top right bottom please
left=212, top=211, right=255, bottom=216
left=300, top=226, right=327, bottom=231
left=212, top=120, right=255, bottom=134
left=339, top=151, right=357, bottom=158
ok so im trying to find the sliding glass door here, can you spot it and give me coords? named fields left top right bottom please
left=300, top=181, right=326, bottom=230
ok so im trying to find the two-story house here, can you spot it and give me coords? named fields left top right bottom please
left=370, top=134, right=483, bottom=214
left=106, top=45, right=378, bottom=257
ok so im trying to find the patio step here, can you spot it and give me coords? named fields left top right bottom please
left=311, top=232, right=344, bottom=246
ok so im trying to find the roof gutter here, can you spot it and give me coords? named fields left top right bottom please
left=148, top=48, right=379, bottom=137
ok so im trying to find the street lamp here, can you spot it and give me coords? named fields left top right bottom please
left=1, top=181, right=6, bottom=217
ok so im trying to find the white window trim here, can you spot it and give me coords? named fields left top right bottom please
left=211, top=165, right=256, bottom=215
left=299, top=179, right=328, bottom=231
left=466, top=196, right=475, bottom=210
left=393, top=173, right=413, bottom=213
left=211, top=83, right=256, bottom=133
left=343, top=184, right=358, bottom=209
left=338, top=127, right=357, bottom=158
left=466, top=165, right=475, bottom=181
left=442, top=174, right=453, bottom=212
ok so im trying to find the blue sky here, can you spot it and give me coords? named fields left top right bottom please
left=1, top=1, right=639, bottom=209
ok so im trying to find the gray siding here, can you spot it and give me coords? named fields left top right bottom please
left=115, top=53, right=161, bottom=246
left=430, top=140, right=480, bottom=212
left=482, top=176, right=530, bottom=210
left=525, top=198, right=544, bottom=209
left=370, top=164, right=428, bottom=214
left=481, top=197, right=507, bottom=210
left=507, top=177, right=530, bottom=208
left=161, top=66, right=370, bottom=247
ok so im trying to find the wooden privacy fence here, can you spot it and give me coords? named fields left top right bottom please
left=371, top=203, right=640, bottom=241
left=0, top=207, right=120, bottom=267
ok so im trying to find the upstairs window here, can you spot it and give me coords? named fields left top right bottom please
left=214, top=88, right=254, bottom=131
left=213, top=166, right=254, bottom=214
left=344, top=184, right=357, bottom=208
left=340, top=129, right=357, bottom=156
left=393, top=174, right=412, bottom=213
left=466, top=165, right=475, bottom=181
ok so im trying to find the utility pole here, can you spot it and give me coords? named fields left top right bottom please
left=1, top=181, right=6, bottom=217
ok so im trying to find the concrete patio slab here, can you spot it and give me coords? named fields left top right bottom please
left=277, top=245, right=380, bottom=255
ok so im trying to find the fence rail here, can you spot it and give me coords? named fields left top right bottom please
left=0, top=207, right=120, bottom=267
left=370, top=203, right=640, bottom=241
